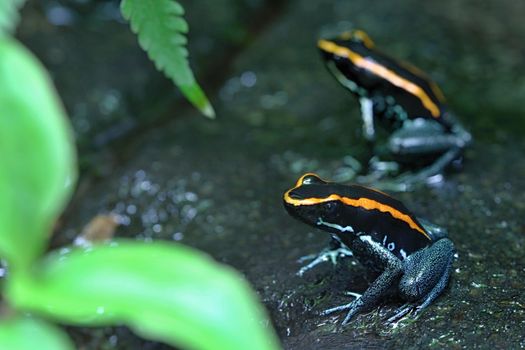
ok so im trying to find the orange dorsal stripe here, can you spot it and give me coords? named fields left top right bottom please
left=318, top=39, right=441, bottom=118
left=284, top=191, right=430, bottom=240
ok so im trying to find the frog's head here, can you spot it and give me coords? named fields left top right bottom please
left=338, top=30, right=375, bottom=47
left=318, top=29, right=375, bottom=57
left=317, top=30, right=376, bottom=92
left=283, top=173, right=343, bottom=231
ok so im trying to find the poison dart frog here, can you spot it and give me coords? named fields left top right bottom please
left=283, top=173, right=455, bottom=324
left=318, top=30, right=472, bottom=190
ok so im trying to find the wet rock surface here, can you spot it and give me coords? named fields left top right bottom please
left=19, top=0, right=525, bottom=348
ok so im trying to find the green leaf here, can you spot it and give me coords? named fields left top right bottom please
left=7, top=240, right=280, bottom=350
left=121, top=0, right=215, bottom=118
left=0, top=315, right=74, bottom=350
left=0, top=0, right=26, bottom=36
left=0, top=38, right=77, bottom=268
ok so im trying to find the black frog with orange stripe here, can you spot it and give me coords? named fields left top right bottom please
left=318, top=30, right=472, bottom=189
left=283, top=173, right=455, bottom=324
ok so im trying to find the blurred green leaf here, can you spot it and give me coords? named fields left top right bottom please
left=0, top=315, right=74, bottom=350
left=8, top=240, right=280, bottom=350
left=0, top=0, right=26, bottom=36
left=121, top=0, right=215, bottom=118
left=0, top=38, right=77, bottom=268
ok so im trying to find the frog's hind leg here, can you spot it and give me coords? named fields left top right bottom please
left=323, top=261, right=403, bottom=325
left=413, top=251, right=454, bottom=312
left=375, top=118, right=472, bottom=191
left=387, top=253, right=453, bottom=322
left=389, top=146, right=462, bottom=190
left=362, top=147, right=462, bottom=192
left=387, top=238, right=455, bottom=322
left=322, top=243, right=403, bottom=324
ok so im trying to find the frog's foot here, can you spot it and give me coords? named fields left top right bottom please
left=356, top=156, right=408, bottom=190
left=376, top=147, right=464, bottom=192
left=386, top=300, right=434, bottom=323
left=357, top=157, right=399, bottom=183
left=369, top=156, right=400, bottom=175
left=389, top=275, right=455, bottom=322
left=332, top=156, right=363, bottom=182
left=362, top=174, right=415, bottom=192
left=297, top=247, right=353, bottom=276
left=362, top=170, right=446, bottom=192
left=321, top=293, right=363, bottom=325
left=387, top=303, right=410, bottom=322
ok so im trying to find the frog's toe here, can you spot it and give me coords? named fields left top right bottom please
left=321, top=295, right=364, bottom=325
left=341, top=298, right=366, bottom=325
left=296, top=252, right=320, bottom=264
left=296, top=247, right=353, bottom=276
left=368, top=157, right=400, bottom=175
left=321, top=302, right=354, bottom=316
left=386, top=303, right=416, bottom=323
left=341, top=306, right=362, bottom=325
left=386, top=300, right=433, bottom=323
left=296, top=251, right=331, bottom=276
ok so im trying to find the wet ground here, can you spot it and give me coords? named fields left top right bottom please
left=18, top=0, right=525, bottom=349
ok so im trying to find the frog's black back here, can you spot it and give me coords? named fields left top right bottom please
left=300, top=183, right=432, bottom=260
left=321, top=38, right=453, bottom=129
left=339, top=185, right=431, bottom=259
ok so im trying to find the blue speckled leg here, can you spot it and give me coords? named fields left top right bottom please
left=344, top=265, right=403, bottom=324
left=413, top=252, right=454, bottom=313
left=396, top=147, right=461, bottom=185
left=358, top=116, right=472, bottom=192
left=373, top=147, right=462, bottom=192
left=323, top=263, right=403, bottom=325
left=378, top=118, right=471, bottom=191
left=387, top=254, right=454, bottom=323
left=388, top=238, right=455, bottom=322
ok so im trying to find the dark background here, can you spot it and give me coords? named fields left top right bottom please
left=17, top=0, right=525, bottom=348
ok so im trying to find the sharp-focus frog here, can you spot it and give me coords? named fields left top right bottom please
left=283, top=173, right=455, bottom=324
left=318, top=30, right=472, bottom=190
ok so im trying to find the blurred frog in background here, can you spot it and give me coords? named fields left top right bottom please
left=318, top=29, right=472, bottom=191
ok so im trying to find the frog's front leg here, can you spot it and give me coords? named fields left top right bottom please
left=297, top=235, right=353, bottom=276
left=388, top=238, right=455, bottom=322
left=359, top=97, right=375, bottom=140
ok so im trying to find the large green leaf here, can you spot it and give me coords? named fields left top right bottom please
left=0, top=0, right=26, bottom=36
left=0, top=38, right=77, bottom=268
left=121, top=0, right=215, bottom=118
left=0, top=315, right=74, bottom=350
left=7, top=240, right=280, bottom=350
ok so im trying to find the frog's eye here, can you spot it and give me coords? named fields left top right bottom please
left=297, top=173, right=327, bottom=187
left=351, top=30, right=374, bottom=47
left=337, top=30, right=374, bottom=48
left=325, top=201, right=337, bottom=211
left=323, top=201, right=341, bottom=218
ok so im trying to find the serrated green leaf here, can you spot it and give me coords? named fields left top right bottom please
left=0, top=38, right=77, bottom=268
left=7, top=240, right=280, bottom=350
left=0, top=0, right=26, bottom=36
left=0, top=315, right=74, bottom=350
left=121, top=0, right=215, bottom=118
